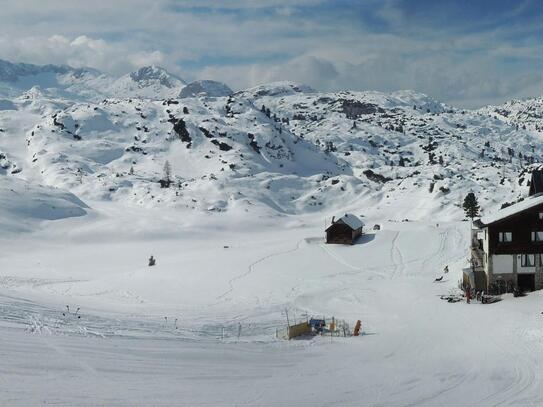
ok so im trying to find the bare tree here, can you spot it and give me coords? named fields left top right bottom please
left=161, top=160, right=172, bottom=188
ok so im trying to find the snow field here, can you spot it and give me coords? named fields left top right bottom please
left=5, top=204, right=543, bottom=405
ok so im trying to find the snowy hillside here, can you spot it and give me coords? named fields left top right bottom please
left=4, top=59, right=543, bottom=406
left=0, top=176, right=87, bottom=233
left=480, top=96, right=543, bottom=134
left=1, top=67, right=540, bottom=221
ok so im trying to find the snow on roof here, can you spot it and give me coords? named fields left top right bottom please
left=480, top=193, right=543, bottom=225
left=332, top=213, right=364, bottom=230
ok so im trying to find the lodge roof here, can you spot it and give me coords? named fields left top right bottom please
left=479, top=193, right=543, bottom=226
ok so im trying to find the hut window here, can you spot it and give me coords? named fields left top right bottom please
left=539, top=213, right=543, bottom=220
left=498, top=232, right=512, bottom=242
left=521, top=254, right=535, bottom=267
left=532, top=231, right=543, bottom=241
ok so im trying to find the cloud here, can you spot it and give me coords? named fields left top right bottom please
left=0, top=0, right=543, bottom=107
left=0, top=34, right=165, bottom=75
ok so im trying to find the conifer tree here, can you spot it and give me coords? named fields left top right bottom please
left=463, top=192, right=480, bottom=220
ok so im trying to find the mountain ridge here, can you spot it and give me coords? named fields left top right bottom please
left=1, top=59, right=542, bottom=224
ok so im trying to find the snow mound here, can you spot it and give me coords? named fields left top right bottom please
left=0, top=177, right=88, bottom=232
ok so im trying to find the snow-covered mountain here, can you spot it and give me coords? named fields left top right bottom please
left=0, top=59, right=186, bottom=101
left=480, top=96, right=543, bottom=133
left=110, top=65, right=186, bottom=99
left=179, top=80, right=232, bottom=98
left=0, top=59, right=111, bottom=100
left=2, top=59, right=543, bottom=224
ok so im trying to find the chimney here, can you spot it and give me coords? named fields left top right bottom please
left=332, top=216, right=335, bottom=223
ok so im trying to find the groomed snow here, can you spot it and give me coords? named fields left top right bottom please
left=1, top=201, right=543, bottom=406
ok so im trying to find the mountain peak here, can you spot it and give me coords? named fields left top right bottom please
left=129, top=65, right=185, bottom=89
left=179, top=79, right=233, bottom=98
left=241, top=81, right=315, bottom=98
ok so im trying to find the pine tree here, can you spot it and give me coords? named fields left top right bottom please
left=463, top=192, right=480, bottom=220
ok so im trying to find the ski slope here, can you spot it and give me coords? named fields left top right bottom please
left=2, top=203, right=543, bottom=406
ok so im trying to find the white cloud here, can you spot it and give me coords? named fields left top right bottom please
left=0, top=0, right=542, bottom=107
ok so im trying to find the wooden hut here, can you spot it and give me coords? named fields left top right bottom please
left=325, top=213, right=364, bottom=245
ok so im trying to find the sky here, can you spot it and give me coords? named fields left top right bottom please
left=1, top=0, right=543, bottom=107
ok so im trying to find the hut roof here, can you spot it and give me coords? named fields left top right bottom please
left=326, top=213, right=364, bottom=231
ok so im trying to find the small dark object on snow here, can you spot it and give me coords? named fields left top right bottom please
left=513, top=288, right=526, bottom=297
left=443, top=265, right=449, bottom=274
left=440, top=294, right=463, bottom=303
left=223, top=245, right=229, bottom=249
left=434, top=276, right=444, bottom=282
left=148, top=255, right=156, bottom=267
left=373, top=224, right=381, bottom=231
left=481, top=294, right=501, bottom=304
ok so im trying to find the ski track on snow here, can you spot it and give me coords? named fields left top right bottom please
left=215, top=239, right=305, bottom=301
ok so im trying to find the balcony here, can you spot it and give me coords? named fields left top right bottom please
left=470, top=245, right=485, bottom=271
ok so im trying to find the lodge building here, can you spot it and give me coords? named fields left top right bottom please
left=469, top=171, right=543, bottom=293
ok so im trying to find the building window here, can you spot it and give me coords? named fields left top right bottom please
left=539, top=213, right=543, bottom=220
left=521, top=254, right=535, bottom=267
left=498, top=232, right=512, bottom=242
left=532, top=231, right=543, bottom=242
left=539, top=254, right=543, bottom=266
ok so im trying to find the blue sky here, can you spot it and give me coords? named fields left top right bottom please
left=1, top=0, right=543, bottom=107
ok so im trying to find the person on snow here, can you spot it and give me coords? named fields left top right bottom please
left=443, top=265, right=449, bottom=274
left=148, top=255, right=156, bottom=267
